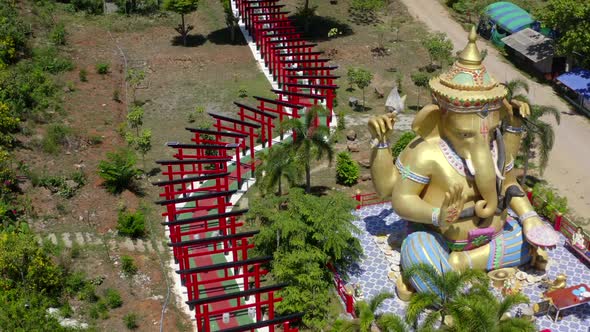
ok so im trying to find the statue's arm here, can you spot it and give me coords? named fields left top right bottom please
left=390, top=145, right=438, bottom=224
left=370, top=145, right=396, bottom=198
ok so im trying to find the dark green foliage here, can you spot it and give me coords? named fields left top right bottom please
left=347, top=68, right=373, bottom=109
left=392, top=131, right=416, bottom=157
left=0, top=288, right=65, bottom=331
left=123, top=313, right=139, bottom=329
left=90, top=300, right=110, bottom=319
left=255, top=144, right=302, bottom=196
left=115, top=0, right=160, bottom=14
left=32, top=47, right=74, bottom=74
left=349, top=0, right=385, bottom=24
left=117, top=209, right=146, bottom=238
left=50, top=23, right=67, bottom=46
left=248, top=188, right=362, bottom=328
left=71, top=0, right=104, bottom=14
left=97, top=149, right=140, bottom=194
left=121, top=255, right=138, bottom=277
left=79, top=69, right=88, bottom=82
left=64, top=271, right=86, bottom=295
left=336, top=152, right=360, bottom=186
left=163, top=0, right=199, bottom=46
left=411, top=71, right=430, bottom=107
left=421, top=32, right=454, bottom=66
left=0, top=2, right=29, bottom=68
left=104, top=288, right=123, bottom=308
left=337, top=110, right=346, bottom=130
left=79, top=283, right=98, bottom=303
left=95, top=62, right=110, bottom=75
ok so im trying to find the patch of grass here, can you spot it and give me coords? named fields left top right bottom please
left=97, top=149, right=141, bottom=194
left=41, top=123, right=72, bottom=154
left=121, top=255, right=138, bottom=277
left=117, top=209, right=146, bottom=238
left=70, top=242, right=82, bottom=259
left=104, top=288, right=123, bottom=309
left=123, top=313, right=139, bottom=329
left=50, top=22, right=67, bottom=45
left=89, top=300, right=109, bottom=320
left=95, top=62, right=109, bottom=75
left=79, top=282, right=98, bottom=303
left=79, top=69, right=88, bottom=82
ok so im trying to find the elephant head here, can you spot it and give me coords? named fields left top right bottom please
left=413, top=105, right=503, bottom=219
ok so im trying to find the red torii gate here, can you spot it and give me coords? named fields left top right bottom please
left=187, top=283, right=287, bottom=332
left=208, top=112, right=261, bottom=173
left=253, top=96, right=304, bottom=139
left=233, top=101, right=277, bottom=148
left=283, top=82, right=338, bottom=113
left=244, top=2, right=283, bottom=32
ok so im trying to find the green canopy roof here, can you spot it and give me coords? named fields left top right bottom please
left=483, top=2, right=535, bottom=34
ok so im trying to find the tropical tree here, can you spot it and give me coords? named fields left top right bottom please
left=421, top=32, right=454, bottom=67
left=331, top=292, right=412, bottom=332
left=256, top=144, right=302, bottom=196
left=348, top=68, right=373, bottom=110
left=247, top=188, right=362, bottom=328
left=446, top=285, right=535, bottom=332
left=410, top=72, right=430, bottom=108
left=520, top=105, right=560, bottom=181
left=163, top=0, right=199, bottom=46
left=281, top=105, right=334, bottom=193
left=502, top=79, right=560, bottom=181
left=403, top=263, right=488, bottom=328
left=220, top=0, right=240, bottom=43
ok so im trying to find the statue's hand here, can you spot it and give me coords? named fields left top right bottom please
left=502, top=99, right=531, bottom=125
left=438, top=184, right=467, bottom=227
left=368, top=113, right=396, bottom=143
left=522, top=216, right=559, bottom=249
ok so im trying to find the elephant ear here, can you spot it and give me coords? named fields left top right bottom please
left=412, top=104, right=440, bottom=141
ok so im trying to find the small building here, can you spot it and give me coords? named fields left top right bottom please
left=478, top=2, right=535, bottom=46
left=555, top=68, right=590, bottom=117
left=501, top=28, right=566, bottom=80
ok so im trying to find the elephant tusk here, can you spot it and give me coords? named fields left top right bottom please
left=492, top=140, right=505, bottom=180
left=465, top=158, right=476, bottom=176
left=494, top=161, right=505, bottom=180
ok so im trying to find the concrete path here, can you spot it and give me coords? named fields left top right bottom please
left=398, top=0, right=590, bottom=218
left=39, top=232, right=165, bottom=253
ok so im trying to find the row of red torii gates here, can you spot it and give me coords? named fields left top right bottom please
left=153, top=0, right=340, bottom=330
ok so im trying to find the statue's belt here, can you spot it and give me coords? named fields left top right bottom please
left=445, top=226, right=503, bottom=251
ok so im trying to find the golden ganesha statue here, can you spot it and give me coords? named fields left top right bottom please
left=368, top=28, right=559, bottom=300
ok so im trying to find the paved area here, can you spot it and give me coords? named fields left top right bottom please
left=398, top=0, right=590, bottom=218
left=348, top=203, right=590, bottom=331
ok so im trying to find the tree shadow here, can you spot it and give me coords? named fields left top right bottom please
left=207, top=27, right=247, bottom=45
left=287, top=14, right=353, bottom=42
left=347, top=8, right=382, bottom=26
left=170, top=34, right=207, bottom=47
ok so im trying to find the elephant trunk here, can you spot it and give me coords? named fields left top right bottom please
left=468, top=143, right=499, bottom=219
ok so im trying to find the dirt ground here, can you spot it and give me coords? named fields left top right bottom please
left=399, top=0, right=590, bottom=224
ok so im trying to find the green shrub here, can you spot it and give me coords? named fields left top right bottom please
left=336, top=152, right=360, bottom=186
left=0, top=3, right=29, bottom=68
left=50, top=23, right=67, bottom=45
left=532, top=183, right=569, bottom=219
left=89, top=300, right=109, bottom=320
left=337, top=110, right=346, bottom=130
left=79, top=283, right=98, bottom=303
left=238, top=86, right=248, bottom=98
left=113, top=89, right=121, bottom=102
left=70, top=242, right=82, bottom=259
left=89, top=135, right=104, bottom=145
left=391, top=131, right=416, bottom=157
left=97, top=149, right=140, bottom=194
left=71, top=0, right=104, bottom=14
left=60, top=303, right=73, bottom=318
left=79, top=69, right=88, bottom=82
left=121, top=255, right=138, bottom=277
left=32, top=47, right=73, bottom=74
left=117, top=209, right=146, bottom=238
left=71, top=170, right=87, bottom=187
left=95, top=62, right=109, bottom=75
left=104, top=288, right=123, bottom=309
left=41, top=124, right=71, bottom=154
left=123, top=313, right=139, bottom=329
left=65, top=271, right=86, bottom=295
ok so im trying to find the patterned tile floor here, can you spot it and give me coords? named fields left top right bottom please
left=347, top=203, right=590, bottom=332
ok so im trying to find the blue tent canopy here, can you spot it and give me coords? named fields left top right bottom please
left=556, top=68, right=590, bottom=101
left=484, top=2, right=535, bottom=34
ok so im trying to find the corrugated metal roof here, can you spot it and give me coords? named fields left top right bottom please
left=484, top=2, right=535, bottom=34
left=501, top=28, right=554, bottom=63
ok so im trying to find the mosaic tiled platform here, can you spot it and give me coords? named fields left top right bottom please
left=348, top=203, right=590, bottom=332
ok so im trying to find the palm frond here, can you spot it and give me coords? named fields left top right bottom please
left=533, top=121, right=555, bottom=174
left=497, top=293, right=529, bottom=319
left=369, top=292, right=396, bottom=313
left=498, top=317, right=536, bottom=332
left=503, top=79, right=529, bottom=100
left=330, top=318, right=361, bottom=332
left=405, top=292, right=440, bottom=325
left=376, top=313, right=410, bottom=332
left=419, top=309, right=441, bottom=331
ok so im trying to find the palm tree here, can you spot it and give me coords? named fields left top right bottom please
left=446, top=285, right=535, bottom=332
left=255, top=144, right=302, bottom=196
left=402, top=264, right=488, bottom=329
left=281, top=105, right=334, bottom=193
left=520, top=105, right=560, bottom=182
left=331, top=292, right=409, bottom=332
left=501, top=79, right=560, bottom=183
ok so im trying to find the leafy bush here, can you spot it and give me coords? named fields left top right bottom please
left=89, top=300, right=109, bottom=319
left=121, top=255, right=138, bottom=277
left=531, top=183, right=569, bottom=219
left=392, top=131, right=416, bottom=157
left=71, top=0, right=104, bottom=14
left=95, top=62, right=109, bottom=75
left=50, top=23, right=67, bottom=46
left=337, top=110, right=346, bottom=130
left=336, top=152, right=360, bottom=186
left=79, top=283, right=98, bottom=303
left=104, top=288, right=123, bottom=309
left=32, top=47, right=73, bottom=74
left=0, top=102, right=20, bottom=148
left=0, top=2, right=29, bottom=68
left=79, top=69, right=88, bottom=82
left=41, top=123, right=72, bottom=154
left=123, top=313, right=139, bottom=329
left=97, top=149, right=140, bottom=194
left=238, top=86, right=248, bottom=98
left=64, top=271, right=86, bottom=295
left=117, top=209, right=146, bottom=238
left=115, top=0, right=160, bottom=14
